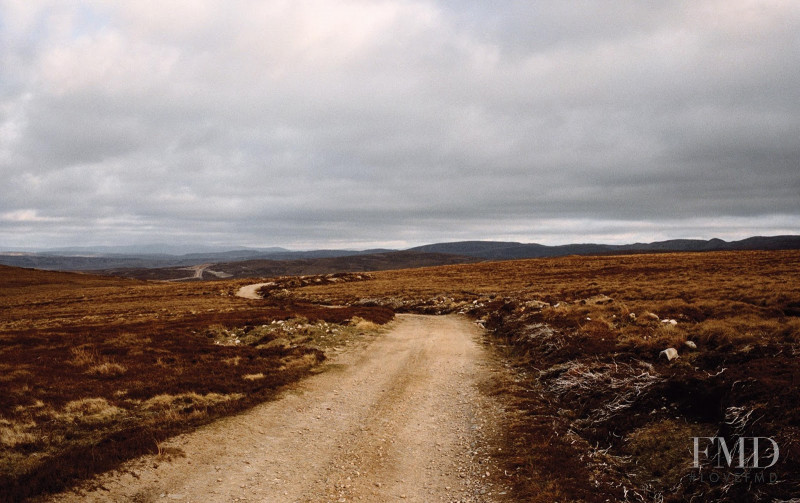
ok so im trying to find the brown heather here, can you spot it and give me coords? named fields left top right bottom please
left=290, top=249, right=800, bottom=502
left=1, top=250, right=798, bottom=502
left=0, top=266, right=392, bottom=502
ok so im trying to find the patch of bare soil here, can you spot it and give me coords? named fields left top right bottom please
left=42, top=315, right=510, bottom=503
left=235, top=282, right=272, bottom=299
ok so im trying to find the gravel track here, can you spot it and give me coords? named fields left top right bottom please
left=234, top=283, right=272, bottom=299
left=45, top=314, right=508, bottom=503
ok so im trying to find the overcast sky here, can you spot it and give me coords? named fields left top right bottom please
left=1, top=1, right=799, bottom=250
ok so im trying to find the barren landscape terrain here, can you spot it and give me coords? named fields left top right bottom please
left=0, top=268, right=392, bottom=501
left=44, top=315, right=508, bottom=502
left=278, top=250, right=800, bottom=501
left=2, top=250, right=800, bottom=502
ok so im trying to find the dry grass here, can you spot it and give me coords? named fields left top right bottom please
left=349, top=316, right=380, bottom=331
left=242, top=373, right=265, bottom=381
left=624, top=419, right=716, bottom=488
left=0, top=420, right=37, bottom=449
left=2, top=251, right=797, bottom=502
left=69, top=346, right=101, bottom=367
left=280, top=250, right=800, bottom=502
left=0, top=265, right=393, bottom=502
left=85, top=362, right=128, bottom=377
left=141, top=392, right=243, bottom=412
left=58, top=398, right=125, bottom=426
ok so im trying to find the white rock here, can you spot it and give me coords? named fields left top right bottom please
left=659, top=347, right=679, bottom=361
left=684, top=340, right=697, bottom=349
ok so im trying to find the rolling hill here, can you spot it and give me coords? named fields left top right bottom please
left=408, top=235, right=800, bottom=259
left=1, top=235, right=798, bottom=279
left=95, top=250, right=481, bottom=280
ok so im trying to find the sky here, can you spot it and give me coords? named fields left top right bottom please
left=1, top=0, right=799, bottom=250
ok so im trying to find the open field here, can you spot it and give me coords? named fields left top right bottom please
left=285, top=250, right=800, bottom=501
left=0, top=266, right=392, bottom=501
left=43, top=315, right=509, bottom=503
left=2, top=250, right=799, bottom=502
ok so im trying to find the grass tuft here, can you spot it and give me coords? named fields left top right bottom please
left=58, top=398, right=125, bottom=425
left=86, top=362, right=127, bottom=377
left=242, top=373, right=265, bottom=381
left=0, top=419, right=37, bottom=448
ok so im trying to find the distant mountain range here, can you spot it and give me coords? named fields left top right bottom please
left=30, top=244, right=291, bottom=256
left=1, top=235, right=798, bottom=278
left=0, top=247, right=399, bottom=272
left=407, top=235, right=800, bottom=260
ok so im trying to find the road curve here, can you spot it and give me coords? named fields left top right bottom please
left=235, top=282, right=274, bottom=300
left=46, top=314, right=508, bottom=502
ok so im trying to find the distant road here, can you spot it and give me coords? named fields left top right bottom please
left=164, top=264, right=234, bottom=282
left=162, top=264, right=210, bottom=282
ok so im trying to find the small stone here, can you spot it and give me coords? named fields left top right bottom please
left=659, top=347, right=679, bottom=361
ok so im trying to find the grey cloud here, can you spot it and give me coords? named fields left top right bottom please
left=1, top=1, right=798, bottom=250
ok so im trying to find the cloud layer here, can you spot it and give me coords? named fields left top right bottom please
left=2, top=0, right=799, bottom=249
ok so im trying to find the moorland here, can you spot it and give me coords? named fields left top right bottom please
left=285, top=249, right=800, bottom=501
left=0, top=267, right=391, bottom=501
left=1, top=249, right=799, bottom=501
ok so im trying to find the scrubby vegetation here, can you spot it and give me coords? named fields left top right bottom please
left=0, top=266, right=392, bottom=502
left=288, top=250, right=800, bottom=502
left=3, top=250, right=798, bottom=502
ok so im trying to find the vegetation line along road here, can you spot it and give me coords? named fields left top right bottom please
left=47, top=314, right=508, bottom=503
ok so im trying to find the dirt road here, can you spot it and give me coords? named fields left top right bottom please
left=166, top=265, right=234, bottom=282
left=235, top=282, right=273, bottom=299
left=46, top=315, right=508, bottom=502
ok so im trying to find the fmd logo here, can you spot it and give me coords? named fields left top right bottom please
left=692, top=437, right=780, bottom=469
